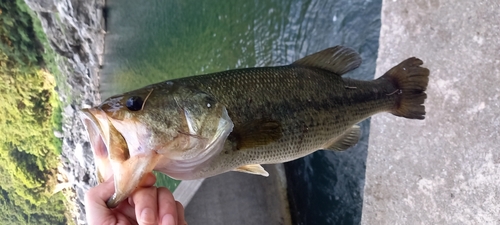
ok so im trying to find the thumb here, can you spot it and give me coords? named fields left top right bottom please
left=85, top=176, right=116, bottom=224
left=87, top=176, right=116, bottom=204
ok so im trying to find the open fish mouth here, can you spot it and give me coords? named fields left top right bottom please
left=80, top=108, right=113, bottom=183
left=79, top=105, right=235, bottom=208
left=80, top=108, right=161, bottom=208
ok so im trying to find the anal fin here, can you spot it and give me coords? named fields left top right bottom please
left=322, top=125, right=361, bottom=151
left=233, top=164, right=269, bottom=177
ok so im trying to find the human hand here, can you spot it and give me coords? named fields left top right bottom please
left=84, top=172, right=186, bottom=225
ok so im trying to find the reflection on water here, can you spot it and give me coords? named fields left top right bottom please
left=102, top=0, right=381, bottom=224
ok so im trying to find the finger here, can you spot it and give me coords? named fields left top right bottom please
left=138, top=172, right=157, bottom=187
left=84, top=177, right=116, bottom=224
left=128, top=172, right=157, bottom=207
left=113, top=198, right=137, bottom=221
left=157, top=187, right=178, bottom=225
left=86, top=176, right=115, bottom=205
left=115, top=172, right=158, bottom=221
left=176, top=201, right=186, bottom=225
left=132, top=186, right=158, bottom=225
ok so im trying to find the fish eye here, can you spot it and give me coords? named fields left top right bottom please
left=126, top=96, right=143, bottom=111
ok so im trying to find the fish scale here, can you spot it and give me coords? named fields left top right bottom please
left=176, top=66, right=400, bottom=176
left=80, top=46, right=429, bottom=207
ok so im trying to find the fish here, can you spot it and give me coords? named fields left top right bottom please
left=80, top=46, right=429, bottom=208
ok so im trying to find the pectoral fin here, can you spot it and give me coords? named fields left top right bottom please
left=233, top=164, right=269, bottom=177
left=322, top=125, right=361, bottom=151
left=231, top=120, right=282, bottom=150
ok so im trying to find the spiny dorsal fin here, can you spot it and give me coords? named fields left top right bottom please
left=322, top=125, right=361, bottom=151
left=233, top=164, right=269, bottom=177
left=292, top=46, right=362, bottom=75
left=231, top=120, right=282, bottom=150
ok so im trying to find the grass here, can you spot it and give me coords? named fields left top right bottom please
left=0, top=0, right=72, bottom=224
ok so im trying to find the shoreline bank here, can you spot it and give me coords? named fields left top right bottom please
left=25, top=0, right=105, bottom=223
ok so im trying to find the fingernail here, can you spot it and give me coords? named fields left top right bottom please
left=141, top=207, right=156, bottom=224
left=161, top=214, right=175, bottom=225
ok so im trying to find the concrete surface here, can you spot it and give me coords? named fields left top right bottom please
left=172, top=179, right=204, bottom=207
left=184, top=164, right=291, bottom=225
left=363, top=0, right=500, bottom=224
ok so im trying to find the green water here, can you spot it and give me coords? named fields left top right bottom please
left=102, top=0, right=381, bottom=224
left=101, top=0, right=380, bottom=98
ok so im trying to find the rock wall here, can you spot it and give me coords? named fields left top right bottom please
left=24, top=0, right=105, bottom=224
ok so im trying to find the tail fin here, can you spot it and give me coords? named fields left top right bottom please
left=379, top=57, right=430, bottom=119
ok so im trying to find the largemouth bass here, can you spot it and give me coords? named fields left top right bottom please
left=80, top=46, right=429, bottom=207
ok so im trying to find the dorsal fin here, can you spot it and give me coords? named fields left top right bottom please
left=292, top=46, right=362, bottom=75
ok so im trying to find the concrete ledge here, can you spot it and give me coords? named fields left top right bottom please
left=173, top=179, right=205, bottom=207
left=184, top=164, right=291, bottom=225
left=363, top=1, right=500, bottom=224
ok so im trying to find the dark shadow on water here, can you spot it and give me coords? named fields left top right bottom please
left=285, top=119, right=370, bottom=225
